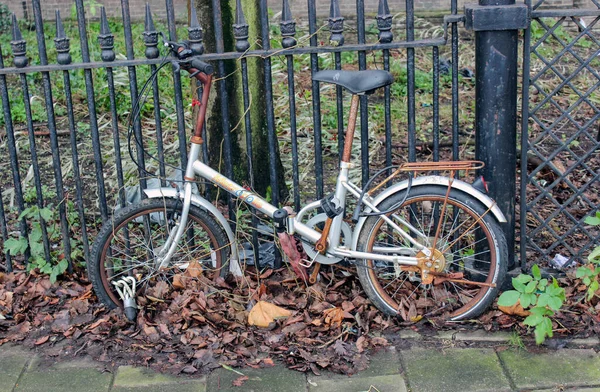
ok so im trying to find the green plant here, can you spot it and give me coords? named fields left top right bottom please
left=576, top=212, right=600, bottom=301
left=508, top=331, right=525, bottom=350
left=4, top=205, right=69, bottom=283
left=498, top=265, right=566, bottom=345
left=0, top=3, right=10, bottom=34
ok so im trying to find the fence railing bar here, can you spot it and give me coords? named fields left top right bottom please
left=406, top=0, right=416, bottom=164
left=377, top=0, right=393, bottom=178
left=0, top=39, right=448, bottom=76
left=234, top=0, right=260, bottom=263
left=0, top=187, right=11, bottom=272
left=329, top=0, right=345, bottom=162
left=166, top=0, right=188, bottom=174
left=211, top=0, right=236, bottom=229
left=433, top=46, right=440, bottom=163
left=533, top=8, right=600, bottom=17
left=144, top=6, right=167, bottom=186
left=357, top=0, right=370, bottom=184
left=281, top=0, right=300, bottom=211
left=307, top=0, right=324, bottom=199
left=74, top=0, right=109, bottom=222
left=260, top=0, right=282, bottom=267
left=18, top=72, right=53, bottom=264
left=32, top=0, right=72, bottom=271
left=121, top=0, right=148, bottom=193
left=55, top=9, right=90, bottom=264
left=520, top=17, right=532, bottom=270
left=0, top=46, right=30, bottom=265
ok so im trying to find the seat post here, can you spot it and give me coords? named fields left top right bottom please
left=341, top=94, right=360, bottom=163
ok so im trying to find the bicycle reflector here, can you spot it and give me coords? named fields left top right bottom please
left=473, top=176, right=489, bottom=194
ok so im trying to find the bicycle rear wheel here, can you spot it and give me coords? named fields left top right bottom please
left=356, top=185, right=507, bottom=321
left=88, top=198, right=230, bottom=309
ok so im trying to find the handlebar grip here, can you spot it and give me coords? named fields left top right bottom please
left=190, top=59, right=214, bottom=75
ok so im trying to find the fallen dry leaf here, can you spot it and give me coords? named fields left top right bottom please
left=323, top=307, right=344, bottom=328
left=498, top=301, right=530, bottom=317
left=184, top=260, right=203, bottom=278
left=247, top=301, right=292, bottom=328
left=232, top=375, right=249, bottom=387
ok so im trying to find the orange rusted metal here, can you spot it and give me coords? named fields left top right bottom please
left=314, top=218, right=333, bottom=254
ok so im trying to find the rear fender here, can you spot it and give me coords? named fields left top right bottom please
left=350, top=176, right=506, bottom=251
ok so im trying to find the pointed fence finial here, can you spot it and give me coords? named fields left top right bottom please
left=143, top=4, right=159, bottom=59
left=328, top=0, right=344, bottom=46
left=10, top=14, right=27, bottom=68
left=188, top=5, right=204, bottom=55
left=233, top=0, right=250, bottom=52
left=280, top=0, right=296, bottom=49
left=98, top=7, right=115, bottom=62
left=54, top=10, right=72, bottom=65
left=377, top=0, right=393, bottom=43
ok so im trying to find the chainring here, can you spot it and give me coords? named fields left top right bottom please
left=303, top=213, right=353, bottom=265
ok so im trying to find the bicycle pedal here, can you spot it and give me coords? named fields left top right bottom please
left=299, top=258, right=314, bottom=268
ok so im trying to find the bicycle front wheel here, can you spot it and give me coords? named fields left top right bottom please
left=356, top=185, right=507, bottom=321
left=88, top=198, right=230, bottom=309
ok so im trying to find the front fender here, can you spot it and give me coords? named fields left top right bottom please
left=351, top=176, right=507, bottom=251
left=143, top=187, right=242, bottom=276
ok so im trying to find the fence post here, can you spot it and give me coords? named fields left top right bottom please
left=465, top=0, right=529, bottom=269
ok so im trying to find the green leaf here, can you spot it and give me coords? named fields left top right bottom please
left=584, top=213, right=600, bottom=226
left=498, top=290, right=521, bottom=306
left=583, top=277, right=592, bottom=286
left=39, top=207, right=53, bottom=222
left=537, top=293, right=551, bottom=308
left=57, top=259, right=68, bottom=273
left=525, top=280, right=537, bottom=294
left=547, top=296, right=563, bottom=311
left=4, top=237, right=28, bottom=256
left=589, top=246, right=600, bottom=263
left=541, top=317, right=553, bottom=338
left=537, top=279, right=548, bottom=289
left=514, top=274, right=533, bottom=284
left=532, top=264, right=542, bottom=280
left=520, top=293, right=536, bottom=308
left=512, top=278, right=527, bottom=293
left=587, top=281, right=599, bottom=301
left=49, top=271, right=58, bottom=284
left=577, top=267, right=592, bottom=278
left=524, top=313, right=543, bottom=326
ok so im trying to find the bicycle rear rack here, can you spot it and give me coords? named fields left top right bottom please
left=368, top=160, right=484, bottom=195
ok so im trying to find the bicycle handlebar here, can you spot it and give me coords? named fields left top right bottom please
left=164, top=40, right=214, bottom=76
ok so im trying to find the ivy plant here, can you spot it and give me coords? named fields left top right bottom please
left=498, top=265, right=566, bottom=345
left=576, top=212, right=600, bottom=301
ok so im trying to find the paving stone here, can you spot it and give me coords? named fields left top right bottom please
left=206, top=364, right=306, bottom=392
left=14, top=357, right=112, bottom=392
left=308, top=347, right=402, bottom=382
left=112, top=365, right=206, bottom=392
left=566, top=337, right=600, bottom=347
left=401, top=347, right=511, bottom=392
left=398, top=329, right=423, bottom=340
left=453, top=330, right=512, bottom=342
left=308, top=374, right=407, bottom=392
left=0, top=346, right=31, bottom=392
left=499, top=349, right=600, bottom=390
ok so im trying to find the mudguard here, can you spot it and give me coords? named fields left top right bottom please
left=143, top=187, right=242, bottom=277
left=351, top=175, right=507, bottom=251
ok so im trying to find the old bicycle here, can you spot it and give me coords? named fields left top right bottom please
left=88, top=41, right=507, bottom=322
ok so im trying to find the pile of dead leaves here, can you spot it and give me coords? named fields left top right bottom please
left=1, top=266, right=598, bottom=377
left=0, top=266, right=392, bottom=375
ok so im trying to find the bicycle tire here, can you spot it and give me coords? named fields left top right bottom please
left=356, top=185, right=507, bottom=321
left=88, top=198, right=230, bottom=309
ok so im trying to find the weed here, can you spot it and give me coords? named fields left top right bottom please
left=498, top=265, right=566, bottom=345
left=508, top=331, right=525, bottom=350
left=575, top=212, right=600, bottom=301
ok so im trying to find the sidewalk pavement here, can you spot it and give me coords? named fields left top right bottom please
left=1, top=331, right=599, bottom=392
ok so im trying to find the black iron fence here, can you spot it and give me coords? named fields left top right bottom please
left=0, top=0, right=597, bottom=274
left=520, top=1, right=600, bottom=268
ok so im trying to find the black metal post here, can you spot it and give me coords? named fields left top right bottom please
left=466, top=0, right=528, bottom=269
